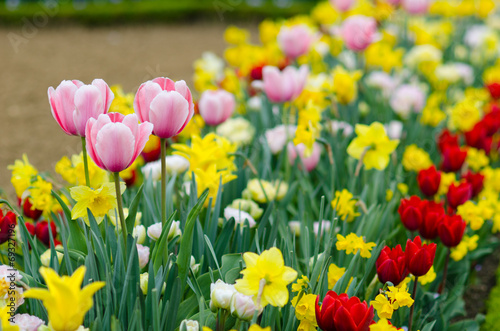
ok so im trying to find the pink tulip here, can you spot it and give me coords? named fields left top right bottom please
left=48, top=79, right=114, bottom=137
left=287, top=142, right=321, bottom=172
left=386, top=0, right=402, bottom=5
left=329, top=0, right=355, bottom=12
left=86, top=113, right=153, bottom=173
left=134, top=77, right=194, bottom=139
left=262, top=65, right=308, bottom=103
left=341, top=15, right=378, bottom=52
left=198, top=89, right=236, bottom=126
left=277, top=24, right=315, bottom=59
left=402, top=0, right=430, bottom=14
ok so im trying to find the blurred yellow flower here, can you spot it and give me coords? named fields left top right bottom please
left=451, top=235, right=479, bottom=261
left=371, top=294, right=394, bottom=319
left=56, top=152, right=109, bottom=189
left=347, top=122, right=399, bottom=171
left=364, top=42, right=404, bottom=72
left=457, top=201, right=484, bottom=230
left=224, top=26, right=249, bottom=45
left=336, top=233, right=376, bottom=258
left=109, top=85, right=134, bottom=115
left=369, top=318, right=400, bottom=331
left=24, top=266, right=105, bottom=331
left=0, top=306, right=19, bottom=331
left=331, top=189, right=360, bottom=222
left=8, top=154, right=38, bottom=197
left=328, top=263, right=346, bottom=289
left=235, top=247, right=297, bottom=307
left=466, top=148, right=489, bottom=172
left=402, top=145, right=432, bottom=172
left=418, top=266, right=437, bottom=285
left=242, top=179, right=288, bottom=203
left=437, top=172, right=457, bottom=196
left=447, top=98, right=482, bottom=132
left=332, top=66, right=362, bottom=105
left=311, top=1, right=339, bottom=25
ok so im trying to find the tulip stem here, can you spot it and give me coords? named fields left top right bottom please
left=408, top=276, right=418, bottom=331
left=81, top=137, right=91, bottom=187
left=161, top=138, right=167, bottom=227
left=114, top=172, right=127, bottom=248
left=439, top=249, right=451, bottom=294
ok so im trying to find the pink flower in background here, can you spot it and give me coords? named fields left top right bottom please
left=386, top=0, right=402, bottom=5
left=341, top=15, right=378, bottom=52
left=277, top=24, right=315, bottom=59
left=262, top=65, right=308, bottom=103
left=402, top=0, right=431, bottom=14
left=329, top=0, right=355, bottom=12
left=390, top=84, right=426, bottom=119
left=134, top=77, right=194, bottom=138
left=287, top=142, right=321, bottom=172
left=85, top=113, right=153, bottom=173
left=198, top=89, right=236, bottom=126
left=48, top=79, right=114, bottom=137
left=265, top=125, right=297, bottom=154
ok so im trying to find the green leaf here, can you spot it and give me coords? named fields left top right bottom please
left=125, top=184, right=144, bottom=234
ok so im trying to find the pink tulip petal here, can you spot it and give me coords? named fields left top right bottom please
left=152, top=77, right=175, bottom=91
left=74, top=85, right=105, bottom=136
left=95, top=122, right=135, bottom=173
left=48, top=82, right=79, bottom=136
left=92, top=79, right=114, bottom=113
left=85, top=118, right=105, bottom=170
left=130, top=121, right=154, bottom=167
left=149, top=91, right=189, bottom=138
left=134, top=81, right=162, bottom=123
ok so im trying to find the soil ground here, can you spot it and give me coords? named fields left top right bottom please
left=0, top=23, right=257, bottom=198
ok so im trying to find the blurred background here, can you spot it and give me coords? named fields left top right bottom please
left=0, top=0, right=317, bottom=196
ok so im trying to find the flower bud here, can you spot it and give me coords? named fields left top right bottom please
left=168, top=221, right=182, bottom=240
left=147, top=222, right=162, bottom=241
left=133, top=225, right=146, bottom=245
left=40, top=246, right=64, bottom=267
left=230, top=291, right=262, bottom=321
left=137, top=244, right=150, bottom=269
left=210, top=279, right=236, bottom=311
left=140, top=272, right=149, bottom=295
left=180, top=319, right=199, bottom=331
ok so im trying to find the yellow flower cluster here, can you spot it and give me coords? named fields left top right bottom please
left=8, top=154, right=38, bottom=197
left=56, top=152, right=109, bottom=189
left=28, top=176, right=58, bottom=215
left=451, top=235, right=479, bottom=261
left=371, top=285, right=414, bottom=319
left=109, top=85, right=134, bottom=115
left=332, top=66, right=362, bottom=105
left=293, top=102, right=323, bottom=156
left=242, top=179, right=288, bottom=204
left=328, top=263, right=346, bottom=289
left=457, top=201, right=485, bottom=231
left=466, top=147, right=489, bottom=172
left=174, top=133, right=238, bottom=203
left=331, top=189, right=360, bottom=222
left=336, top=233, right=376, bottom=258
left=420, top=92, right=447, bottom=127
left=447, top=97, right=482, bottom=132
left=364, top=42, right=404, bottom=73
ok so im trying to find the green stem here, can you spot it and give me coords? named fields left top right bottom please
left=114, top=172, right=127, bottom=248
left=408, top=276, right=418, bottom=331
left=161, top=138, right=167, bottom=226
left=81, top=137, right=91, bottom=187
left=439, top=249, right=450, bottom=294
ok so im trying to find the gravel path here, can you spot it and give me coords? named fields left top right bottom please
left=0, top=23, right=257, bottom=196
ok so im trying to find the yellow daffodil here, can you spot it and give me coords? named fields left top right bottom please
left=418, top=266, right=437, bottom=285
left=386, top=285, right=414, bottom=309
left=331, top=189, right=360, bottom=222
left=371, top=294, right=394, bottom=319
left=235, top=247, right=297, bottom=307
left=109, top=85, right=134, bottom=115
left=447, top=98, right=482, bottom=132
left=224, top=26, right=249, bottom=45
left=29, top=176, right=55, bottom=215
left=8, top=154, right=38, bottom=197
left=437, top=172, right=457, bottom=196
left=24, top=266, right=105, bottom=331
left=70, top=182, right=125, bottom=225
left=369, top=318, right=400, bottom=331
left=294, top=294, right=318, bottom=330
left=402, top=145, right=432, bottom=172
left=291, top=275, right=310, bottom=293
left=328, top=263, right=346, bottom=289
left=347, top=122, right=399, bottom=171
left=249, top=326, right=271, bottom=331
left=55, top=153, right=109, bottom=189
left=466, top=148, right=489, bottom=172
left=336, top=233, right=376, bottom=258
left=451, top=235, right=479, bottom=261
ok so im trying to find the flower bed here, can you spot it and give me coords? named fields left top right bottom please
left=2, top=0, right=500, bottom=330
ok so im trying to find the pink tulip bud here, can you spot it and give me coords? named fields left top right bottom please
left=85, top=113, right=153, bottom=173
left=402, top=0, right=430, bottom=14
left=262, top=65, right=308, bottom=103
left=134, top=77, right=194, bottom=139
left=198, top=89, right=236, bottom=126
left=48, top=79, right=114, bottom=137
left=287, top=142, right=321, bottom=172
left=341, top=15, right=378, bottom=52
left=277, top=24, right=315, bottom=59
left=329, top=0, right=355, bottom=12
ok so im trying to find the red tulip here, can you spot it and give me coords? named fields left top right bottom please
left=0, top=210, right=17, bottom=245
left=462, top=171, right=484, bottom=198
left=376, top=245, right=409, bottom=286
left=34, top=220, right=57, bottom=246
left=25, top=222, right=35, bottom=236
left=417, top=166, right=441, bottom=196
left=441, top=145, right=467, bottom=172
left=419, top=201, right=445, bottom=240
left=405, top=236, right=436, bottom=277
left=447, top=182, right=472, bottom=209
left=465, top=122, right=492, bottom=154
left=22, top=198, right=43, bottom=221
left=483, top=108, right=500, bottom=136
left=398, top=196, right=425, bottom=231
left=487, top=82, right=500, bottom=99
left=437, top=129, right=459, bottom=153
left=315, top=291, right=374, bottom=331
left=438, top=215, right=466, bottom=248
